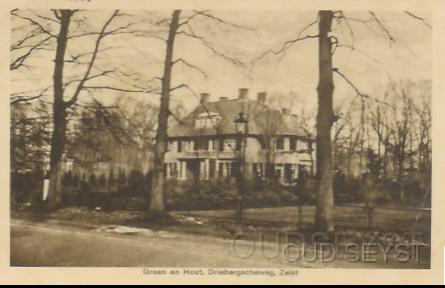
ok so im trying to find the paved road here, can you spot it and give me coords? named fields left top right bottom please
left=11, top=220, right=290, bottom=268
left=11, top=220, right=429, bottom=268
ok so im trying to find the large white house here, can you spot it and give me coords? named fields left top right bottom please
left=165, top=88, right=316, bottom=183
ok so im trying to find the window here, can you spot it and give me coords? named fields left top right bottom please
left=208, top=139, right=215, bottom=151
left=284, top=164, right=292, bottom=182
left=218, top=162, right=224, bottom=177
left=230, top=162, right=238, bottom=177
left=167, top=162, right=178, bottom=178
left=218, top=160, right=238, bottom=177
left=253, top=163, right=266, bottom=180
left=197, top=138, right=209, bottom=150
left=218, top=138, right=224, bottom=151
left=298, top=164, right=313, bottom=177
left=195, top=112, right=221, bottom=129
left=223, top=138, right=237, bottom=152
left=188, top=140, right=195, bottom=151
left=289, top=138, right=297, bottom=150
left=298, top=140, right=309, bottom=152
left=275, top=165, right=283, bottom=180
left=177, top=140, right=182, bottom=152
left=276, top=137, right=284, bottom=150
left=259, top=139, right=267, bottom=150
left=191, top=140, right=197, bottom=151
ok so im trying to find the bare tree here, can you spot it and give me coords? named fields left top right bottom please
left=315, top=11, right=335, bottom=232
left=11, top=10, right=137, bottom=209
left=149, top=10, right=182, bottom=214
left=253, top=10, right=431, bottom=231
left=144, top=10, right=251, bottom=216
left=385, top=80, right=428, bottom=202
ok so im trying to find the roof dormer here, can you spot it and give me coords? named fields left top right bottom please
left=195, top=112, right=221, bottom=129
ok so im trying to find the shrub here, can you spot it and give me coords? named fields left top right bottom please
left=11, top=170, right=44, bottom=204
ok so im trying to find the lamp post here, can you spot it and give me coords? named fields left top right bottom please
left=234, top=111, right=248, bottom=231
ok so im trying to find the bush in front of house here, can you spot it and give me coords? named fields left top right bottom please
left=333, top=173, right=362, bottom=205
left=164, top=178, right=238, bottom=210
left=57, top=169, right=151, bottom=210
left=58, top=174, right=316, bottom=211
left=163, top=177, right=306, bottom=211
left=383, top=172, right=431, bottom=207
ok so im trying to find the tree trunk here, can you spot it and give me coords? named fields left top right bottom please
left=149, top=10, right=181, bottom=214
left=46, top=10, right=72, bottom=209
left=397, top=154, right=405, bottom=203
left=315, top=10, right=335, bottom=232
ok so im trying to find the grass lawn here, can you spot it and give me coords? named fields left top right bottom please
left=174, top=205, right=430, bottom=233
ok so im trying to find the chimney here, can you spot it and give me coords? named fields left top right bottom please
left=238, top=88, right=249, bottom=100
left=282, top=108, right=291, bottom=115
left=219, top=97, right=228, bottom=101
left=200, top=93, right=210, bottom=104
left=257, top=92, right=266, bottom=104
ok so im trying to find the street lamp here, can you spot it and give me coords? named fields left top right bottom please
left=234, top=112, right=248, bottom=231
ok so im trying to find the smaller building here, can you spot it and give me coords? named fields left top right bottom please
left=166, top=89, right=316, bottom=183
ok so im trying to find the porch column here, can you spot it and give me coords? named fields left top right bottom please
left=205, top=159, right=210, bottom=180
left=176, top=160, right=181, bottom=180
left=294, top=163, right=299, bottom=179
left=180, top=161, right=187, bottom=180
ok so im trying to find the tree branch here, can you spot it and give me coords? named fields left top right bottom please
left=64, top=10, right=120, bottom=107
left=187, top=10, right=255, bottom=32
left=333, top=68, right=368, bottom=98
left=177, top=27, right=246, bottom=67
left=63, top=70, right=114, bottom=92
left=172, top=58, right=208, bottom=78
left=253, top=34, right=319, bottom=63
left=252, top=14, right=319, bottom=63
left=10, top=36, right=53, bottom=70
left=169, top=84, right=187, bottom=92
left=10, top=86, right=51, bottom=105
left=31, top=11, right=61, bottom=25
left=334, top=68, right=396, bottom=109
left=404, top=11, right=432, bottom=28
left=368, top=11, right=397, bottom=49
left=83, top=85, right=159, bottom=94
left=336, top=44, right=382, bottom=64
left=13, top=13, right=58, bottom=38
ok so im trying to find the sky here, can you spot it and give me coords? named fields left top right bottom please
left=11, top=10, right=432, bottom=117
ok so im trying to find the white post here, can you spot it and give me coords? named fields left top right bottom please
left=43, top=179, right=49, bottom=201
left=179, top=161, right=185, bottom=180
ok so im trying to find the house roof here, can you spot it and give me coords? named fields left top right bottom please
left=168, top=98, right=312, bottom=139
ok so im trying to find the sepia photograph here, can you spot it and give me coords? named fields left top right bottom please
left=6, top=2, right=439, bottom=283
